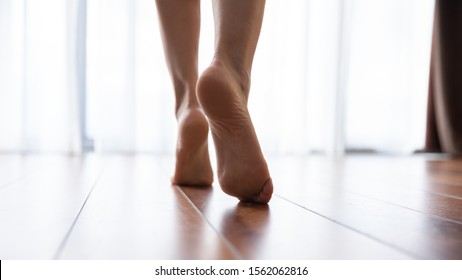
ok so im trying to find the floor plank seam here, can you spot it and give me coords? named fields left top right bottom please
left=274, top=193, right=419, bottom=259
left=175, top=186, right=244, bottom=260
left=310, top=179, right=462, bottom=226
left=341, top=188, right=462, bottom=226
left=351, top=175, right=462, bottom=202
left=430, top=180, right=462, bottom=188
left=52, top=159, right=110, bottom=260
left=423, top=191, right=462, bottom=201
left=406, top=187, right=462, bottom=202
left=314, top=167, right=462, bottom=201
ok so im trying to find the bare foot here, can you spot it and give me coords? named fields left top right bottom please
left=196, top=62, right=273, bottom=203
left=172, top=106, right=213, bottom=186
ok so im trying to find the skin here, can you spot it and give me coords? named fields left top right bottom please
left=156, top=0, right=213, bottom=186
left=156, top=0, right=273, bottom=203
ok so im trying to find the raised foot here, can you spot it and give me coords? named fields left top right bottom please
left=197, top=63, right=273, bottom=203
left=172, top=107, right=213, bottom=186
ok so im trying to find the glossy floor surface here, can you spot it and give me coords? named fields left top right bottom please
left=0, top=154, right=461, bottom=259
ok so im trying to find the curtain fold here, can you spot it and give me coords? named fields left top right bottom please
left=425, top=0, right=462, bottom=154
left=0, top=0, right=81, bottom=153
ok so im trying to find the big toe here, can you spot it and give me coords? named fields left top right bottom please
left=240, top=178, right=273, bottom=204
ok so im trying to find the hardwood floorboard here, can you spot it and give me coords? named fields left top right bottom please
left=426, top=161, right=462, bottom=186
left=268, top=156, right=462, bottom=259
left=358, top=157, right=462, bottom=198
left=340, top=157, right=462, bottom=199
left=291, top=157, right=462, bottom=223
left=179, top=185, right=410, bottom=259
left=0, top=155, right=105, bottom=259
left=59, top=155, right=237, bottom=259
left=348, top=157, right=462, bottom=221
left=2, top=154, right=462, bottom=259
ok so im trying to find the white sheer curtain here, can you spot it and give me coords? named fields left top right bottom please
left=0, top=0, right=434, bottom=155
left=0, top=0, right=81, bottom=153
left=344, top=0, right=434, bottom=154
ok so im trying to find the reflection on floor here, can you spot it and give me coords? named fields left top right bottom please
left=0, top=154, right=461, bottom=259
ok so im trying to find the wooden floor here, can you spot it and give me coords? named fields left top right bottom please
left=1, top=153, right=462, bottom=259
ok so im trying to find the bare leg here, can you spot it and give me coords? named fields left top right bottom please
left=156, top=0, right=213, bottom=186
left=197, top=0, right=273, bottom=203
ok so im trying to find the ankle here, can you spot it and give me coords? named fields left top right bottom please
left=173, top=85, right=201, bottom=118
left=175, top=100, right=202, bottom=119
left=210, top=55, right=251, bottom=94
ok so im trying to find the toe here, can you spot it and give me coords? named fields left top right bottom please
left=240, top=178, right=273, bottom=204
